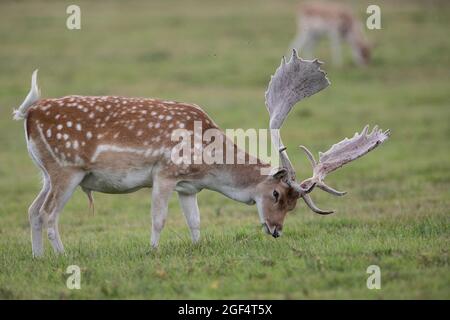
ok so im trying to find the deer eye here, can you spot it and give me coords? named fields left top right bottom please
left=273, top=190, right=279, bottom=202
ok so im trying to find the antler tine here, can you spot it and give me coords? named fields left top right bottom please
left=300, top=145, right=317, bottom=168
left=317, top=183, right=347, bottom=196
left=290, top=48, right=297, bottom=62
left=301, top=194, right=334, bottom=215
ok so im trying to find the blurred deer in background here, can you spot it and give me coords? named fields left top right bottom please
left=14, top=50, right=388, bottom=257
left=289, top=2, right=371, bottom=66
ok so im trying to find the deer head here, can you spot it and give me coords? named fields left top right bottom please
left=258, top=50, right=389, bottom=236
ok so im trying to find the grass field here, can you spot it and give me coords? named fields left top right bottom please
left=0, top=0, right=449, bottom=299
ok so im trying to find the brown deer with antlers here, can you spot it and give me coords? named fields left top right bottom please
left=14, top=50, right=389, bottom=257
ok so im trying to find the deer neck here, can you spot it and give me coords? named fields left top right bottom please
left=202, top=162, right=268, bottom=204
left=195, top=141, right=270, bottom=204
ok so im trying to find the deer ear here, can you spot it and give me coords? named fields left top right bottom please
left=270, top=167, right=288, bottom=180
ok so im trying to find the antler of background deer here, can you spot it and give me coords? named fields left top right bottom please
left=265, top=49, right=390, bottom=214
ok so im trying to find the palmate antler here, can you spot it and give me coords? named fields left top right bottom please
left=299, top=125, right=390, bottom=213
left=265, top=50, right=330, bottom=187
left=265, top=50, right=390, bottom=214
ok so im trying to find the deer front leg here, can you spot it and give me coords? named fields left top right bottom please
left=178, top=193, right=201, bottom=243
left=290, top=30, right=314, bottom=59
left=150, top=177, right=175, bottom=249
left=288, top=31, right=303, bottom=53
left=329, top=30, right=343, bottom=66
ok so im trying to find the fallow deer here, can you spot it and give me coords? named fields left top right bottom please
left=14, top=50, right=389, bottom=257
left=289, top=2, right=371, bottom=66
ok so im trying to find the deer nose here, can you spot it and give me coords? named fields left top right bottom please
left=272, top=229, right=280, bottom=238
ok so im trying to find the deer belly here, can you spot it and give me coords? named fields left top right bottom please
left=80, top=167, right=153, bottom=194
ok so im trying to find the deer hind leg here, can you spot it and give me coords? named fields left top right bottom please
left=289, top=27, right=312, bottom=57
left=178, top=193, right=201, bottom=243
left=40, top=169, right=85, bottom=254
left=150, top=177, right=175, bottom=249
left=28, top=172, right=50, bottom=257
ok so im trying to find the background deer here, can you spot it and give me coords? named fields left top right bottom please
left=14, top=51, right=389, bottom=257
left=289, top=2, right=371, bottom=66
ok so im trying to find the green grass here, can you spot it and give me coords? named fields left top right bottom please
left=0, top=0, right=449, bottom=299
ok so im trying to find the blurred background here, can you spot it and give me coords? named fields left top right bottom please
left=0, top=0, right=448, bottom=299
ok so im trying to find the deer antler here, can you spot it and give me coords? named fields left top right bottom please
left=265, top=50, right=390, bottom=215
left=265, top=49, right=329, bottom=193
left=299, top=125, right=390, bottom=212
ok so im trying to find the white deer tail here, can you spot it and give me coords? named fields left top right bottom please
left=13, top=69, right=40, bottom=121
